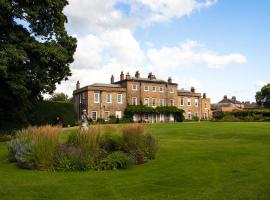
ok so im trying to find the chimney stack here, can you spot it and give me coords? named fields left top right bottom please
left=120, top=71, right=124, bottom=81
left=148, top=72, right=156, bottom=80
left=135, top=71, right=140, bottom=78
left=224, top=95, right=227, bottom=99
left=168, top=77, right=172, bottom=83
left=76, top=81, right=80, bottom=90
left=126, top=72, right=130, bottom=80
left=111, top=75, right=114, bottom=84
left=232, top=96, right=236, bottom=102
left=191, top=87, right=195, bottom=93
left=203, top=93, right=207, bottom=98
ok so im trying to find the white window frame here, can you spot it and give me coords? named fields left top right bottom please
left=94, top=93, right=100, bottom=103
left=117, top=94, right=123, bottom=104
left=204, top=112, right=208, bottom=119
left=195, top=99, right=198, bottom=107
left=144, top=98, right=149, bottom=106
left=132, top=97, right=137, bottom=105
left=106, top=93, right=112, bottom=103
left=159, top=99, right=164, bottom=107
left=132, top=84, right=137, bottom=91
left=159, top=86, right=164, bottom=92
left=144, top=85, right=149, bottom=91
left=92, top=111, right=97, bottom=121
left=180, top=97, right=184, bottom=106
left=152, top=85, right=156, bottom=92
left=152, top=98, right=156, bottom=107
left=187, top=98, right=191, bottom=106
left=205, top=102, right=208, bottom=109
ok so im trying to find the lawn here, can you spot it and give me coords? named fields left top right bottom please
left=1, top=122, right=270, bottom=200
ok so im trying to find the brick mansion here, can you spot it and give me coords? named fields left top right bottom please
left=73, top=71, right=211, bottom=123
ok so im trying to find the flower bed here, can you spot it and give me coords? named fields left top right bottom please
left=6, top=124, right=157, bottom=171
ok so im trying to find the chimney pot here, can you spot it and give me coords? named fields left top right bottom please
left=126, top=72, right=130, bottom=80
left=203, top=93, right=207, bottom=98
left=111, top=75, right=114, bottom=84
left=168, top=77, right=172, bottom=83
left=76, top=81, right=80, bottom=90
left=135, top=71, right=140, bottom=78
left=191, top=87, right=195, bottom=93
left=120, top=71, right=124, bottom=81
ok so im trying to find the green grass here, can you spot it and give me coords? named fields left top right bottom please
left=1, top=122, right=270, bottom=200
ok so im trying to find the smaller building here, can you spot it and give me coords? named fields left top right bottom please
left=212, top=95, right=244, bottom=112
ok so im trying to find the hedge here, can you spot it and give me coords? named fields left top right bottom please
left=213, top=110, right=270, bottom=121
left=124, top=105, right=185, bottom=122
left=27, top=101, right=76, bottom=127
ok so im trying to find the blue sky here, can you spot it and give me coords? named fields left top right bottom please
left=56, top=0, right=270, bottom=103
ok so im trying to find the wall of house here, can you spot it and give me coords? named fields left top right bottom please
left=200, top=98, right=212, bottom=120
left=87, top=88, right=126, bottom=121
left=125, top=81, right=178, bottom=107
left=178, top=95, right=201, bottom=120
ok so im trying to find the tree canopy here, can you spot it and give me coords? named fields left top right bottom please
left=0, top=0, right=77, bottom=131
left=48, top=92, right=73, bottom=102
left=256, top=83, right=270, bottom=108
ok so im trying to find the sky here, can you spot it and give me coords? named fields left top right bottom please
left=52, top=0, right=270, bottom=103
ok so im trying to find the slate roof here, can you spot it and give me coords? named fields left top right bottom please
left=218, top=98, right=242, bottom=104
left=177, top=89, right=201, bottom=97
left=90, top=83, right=123, bottom=88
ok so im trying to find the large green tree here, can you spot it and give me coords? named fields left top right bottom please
left=256, top=84, right=270, bottom=108
left=0, top=0, right=77, bottom=131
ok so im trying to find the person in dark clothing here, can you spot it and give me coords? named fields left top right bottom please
left=55, top=115, right=63, bottom=127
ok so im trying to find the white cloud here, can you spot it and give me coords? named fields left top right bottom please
left=146, top=40, right=247, bottom=72
left=138, top=0, right=217, bottom=23
left=256, top=81, right=266, bottom=88
left=64, top=0, right=217, bottom=34
left=53, top=0, right=248, bottom=98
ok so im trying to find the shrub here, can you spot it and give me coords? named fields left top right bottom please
left=7, top=137, right=35, bottom=169
left=6, top=126, right=61, bottom=170
left=121, top=124, right=158, bottom=164
left=53, top=144, right=91, bottom=171
left=98, top=151, right=133, bottom=170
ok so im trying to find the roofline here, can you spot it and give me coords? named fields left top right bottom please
left=73, top=85, right=126, bottom=94
left=114, top=79, right=178, bottom=85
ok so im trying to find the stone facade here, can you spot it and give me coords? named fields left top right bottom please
left=73, top=71, right=211, bottom=122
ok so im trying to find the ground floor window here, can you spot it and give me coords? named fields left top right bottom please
left=188, top=112, right=192, bottom=120
left=105, top=111, right=110, bottom=121
left=144, top=114, right=148, bottom=121
left=92, top=111, right=97, bottom=121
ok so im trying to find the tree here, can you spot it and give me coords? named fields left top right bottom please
left=49, top=92, right=70, bottom=102
left=0, top=0, right=77, bottom=131
left=256, top=84, right=270, bottom=108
